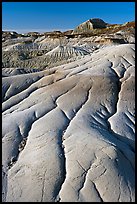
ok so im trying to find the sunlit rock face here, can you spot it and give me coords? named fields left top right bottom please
left=2, top=42, right=135, bottom=202
left=72, top=18, right=107, bottom=34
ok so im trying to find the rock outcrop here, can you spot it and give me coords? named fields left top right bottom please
left=73, top=18, right=107, bottom=34
left=2, top=31, right=19, bottom=42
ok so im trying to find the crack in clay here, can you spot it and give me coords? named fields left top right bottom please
left=2, top=73, right=74, bottom=114
left=93, top=168, right=107, bottom=183
left=3, top=84, right=11, bottom=102
left=7, top=112, right=36, bottom=171
left=127, top=182, right=132, bottom=202
left=117, top=174, right=121, bottom=202
left=6, top=105, right=71, bottom=173
left=92, top=181, right=104, bottom=202
left=3, top=75, right=43, bottom=102
left=2, top=86, right=38, bottom=113
left=2, top=75, right=47, bottom=112
left=2, top=169, right=8, bottom=202
left=41, top=170, right=47, bottom=202
left=76, top=159, right=98, bottom=201
left=55, top=87, right=92, bottom=202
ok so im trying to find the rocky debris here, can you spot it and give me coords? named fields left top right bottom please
left=19, top=138, right=27, bottom=152
left=8, top=158, right=16, bottom=169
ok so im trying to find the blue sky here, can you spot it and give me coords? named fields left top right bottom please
left=2, top=2, right=135, bottom=33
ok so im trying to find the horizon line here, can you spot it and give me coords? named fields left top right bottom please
left=2, top=28, right=73, bottom=34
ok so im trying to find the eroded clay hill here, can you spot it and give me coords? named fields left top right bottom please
left=2, top=43, right=135, bottom=202
left=2, top=20, right=135, bottom=71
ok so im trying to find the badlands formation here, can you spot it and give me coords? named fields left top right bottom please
left=2, top=19, right=135, bottom=202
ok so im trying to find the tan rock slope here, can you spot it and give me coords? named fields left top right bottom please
left=2, top=43, right=135, bottom=202
left=72, top=18, right=107, bottom=34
